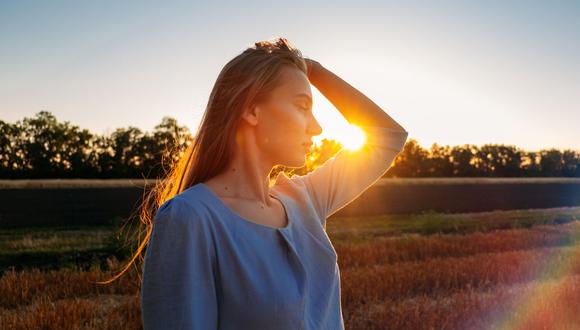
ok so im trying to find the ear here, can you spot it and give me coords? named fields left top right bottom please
left=241, top=103, right=260, bottom=126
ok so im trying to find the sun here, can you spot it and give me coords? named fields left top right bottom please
left=338, top=124, right=367, bottom=150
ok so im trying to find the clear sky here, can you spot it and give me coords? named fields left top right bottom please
left=1, top=0, right=579, bottom=152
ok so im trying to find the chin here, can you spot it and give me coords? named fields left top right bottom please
left=288, top=159, right=307, bottom=168
left=277, top=150, right=308, bottom=168
left=281, top=156, right=307, bottom=168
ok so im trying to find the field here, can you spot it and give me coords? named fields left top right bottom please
left=1, top=206, right=580, bottom=329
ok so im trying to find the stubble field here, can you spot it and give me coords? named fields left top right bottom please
left=1, top=207, right=580, bottom=329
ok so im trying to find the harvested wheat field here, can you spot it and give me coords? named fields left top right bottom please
left=1, top=207, right=580, bottom=329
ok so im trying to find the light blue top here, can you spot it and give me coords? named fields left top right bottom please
left=140, top=125, right=409, bottom=330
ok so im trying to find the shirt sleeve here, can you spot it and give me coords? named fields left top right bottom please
left=296, top=125, right=409, bottom=226
left=140, top=196, right=218, bottom=330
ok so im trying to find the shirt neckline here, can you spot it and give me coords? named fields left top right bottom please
left=196, top=182, right=292, bottom=231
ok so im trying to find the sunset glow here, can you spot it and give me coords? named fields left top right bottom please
left=1, top=2, right=578, bottom=151
left=339, top=124, right=366, bottom=151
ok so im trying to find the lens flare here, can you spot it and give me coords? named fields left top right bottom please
left=340, top=124, right=366, bottom=150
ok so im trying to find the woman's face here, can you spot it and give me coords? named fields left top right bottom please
left=252, top=65, right=323, bottom=167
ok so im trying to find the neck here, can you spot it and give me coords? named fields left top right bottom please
left=205, top=132, right=275, bottom=206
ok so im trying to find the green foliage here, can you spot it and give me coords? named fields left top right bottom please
left=387, top=138, right=580, bottom=178
left=1, top=112, right=192, bottom=179
left=1, top=111, right=579, bottom=178
left=270, top=138, right=343, bottom=182
left=0, top=226, right=116, bottom=273
left=326, top=207, right=580, bottom=243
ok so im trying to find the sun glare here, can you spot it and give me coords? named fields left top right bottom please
left=339, top=124, right=366, bottom=150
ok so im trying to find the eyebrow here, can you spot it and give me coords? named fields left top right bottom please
left=294, top=93, right=313, bottom=105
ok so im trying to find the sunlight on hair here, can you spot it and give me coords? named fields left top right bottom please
left=339, top=124, right=366, bottom=150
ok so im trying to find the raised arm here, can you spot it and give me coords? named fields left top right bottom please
left=293, top=59, right=409, bottom=227
left=306, top=59, right=406, bottom=131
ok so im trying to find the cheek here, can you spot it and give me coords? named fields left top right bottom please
left=259, top=104, right=305, bottom=149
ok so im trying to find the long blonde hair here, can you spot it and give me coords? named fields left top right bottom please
left=97, top=37, right=308, bottom=284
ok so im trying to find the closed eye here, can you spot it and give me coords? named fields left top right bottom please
left=297, top=104, right=310, bottom=112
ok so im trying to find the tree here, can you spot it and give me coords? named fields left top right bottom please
left=1, top=111, right=579, bottom=179
left=149, top=116, right=192, bottom=177
left=540, top=149, right=564, bottom=176
left=427, top=143, right=453, bottom=176
left=521, top=151, right=542, bottom=177
left=476, top=144, right=523, bottom=177
left=562, top=150, right=580, bottom=177
left=0, top=120, right=16, bottom=177
left=110, top=127, right=146, bottom=177
left=389, top=138, right=429, bottom=177
left=449, top=144, right=479, bottom=176
left=10, top=111, right=95, bottom=178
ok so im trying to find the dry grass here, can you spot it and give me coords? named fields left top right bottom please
left=2, top=218, right=580, bottom=329
left=327, top=206, right=580, bottom=241
left=346, top=274, right=580, bottom=330
left=0, top=294, right=141, bottom=330
left=0, top=229, right=112, bottom=253
left=341, top=244, right=580, bottom=306
left=334, top=222, right=580, bottom=268
left=0, top=258, right=142, bottom=330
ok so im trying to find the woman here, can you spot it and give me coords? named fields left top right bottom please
left=139, top=37, right=408, bottom=329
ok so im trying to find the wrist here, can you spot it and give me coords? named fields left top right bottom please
left=307, top=60, right=322, bottom=82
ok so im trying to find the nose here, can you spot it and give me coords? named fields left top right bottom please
left=307, top=115, right=323, bottom=137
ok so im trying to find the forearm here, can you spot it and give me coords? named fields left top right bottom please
left=308, top=61, right=406, bottom=131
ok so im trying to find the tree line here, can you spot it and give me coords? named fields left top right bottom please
left=0, top=111, right=578, bottom=179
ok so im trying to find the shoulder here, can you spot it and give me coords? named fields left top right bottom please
left=273, top=171, right=308, bottom=189
left=272, top=171, right=326, bottom=223
left=153, top=192, right=209, bottom=231
left=272, top=171, right=311, bottom=200
left=148, top=193, right=218, bottom=264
